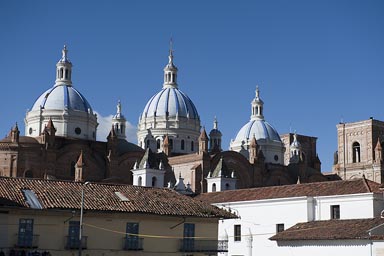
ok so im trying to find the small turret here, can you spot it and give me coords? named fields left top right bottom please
left=199, top=127, right=209, bottom=154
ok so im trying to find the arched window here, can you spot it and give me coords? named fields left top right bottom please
left=65, top=69, right=68, bottom=79
left=138, top=176, right=142, bottom=186
left=70, top=161, right=76, bottom=178
left=212, top=183, right=216, bottom=192
left=352, top=142, right=361, bottom=163
left=152, top=177, right=157, bottom=187
left=225, top=183, right=230, bottom=190
left=169, top=139, right=173, bottom=150
left=181, top=140, right=185, bottom=150
left=191, top=141, right=194, bottom=151
left=60, top=68, right=63, bottom=79
left=25, top=170, right=33, bottom=178
left=157, top=139, right=161, bottom=149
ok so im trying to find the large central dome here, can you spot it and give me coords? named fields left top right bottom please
left=137, top=47, right=200, bottom=155
left=141, top=87, right=199, bottom=120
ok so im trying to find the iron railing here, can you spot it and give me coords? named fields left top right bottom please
left=122, top=237, right=144, bottom=250
left=15, top=234, right=39, bottom=248
left=65, top=236, right=88, bottom=250
left=179, top=239, right=228, bottom=252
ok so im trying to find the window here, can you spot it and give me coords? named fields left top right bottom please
left=169, top=139, right=173, bottom=149
left=70, top=161, right=76, bottom=178
left=24, top=170, right=33, bottom=178
left=18, top=219, right=34, bottom=248
left=181, top=140, right=185, bottom=150
left=191, top=141, right=194, bottom=151
left=276, top=223, right=285, bottom=233
left=331, top=205, right=340, bottom=219
left=183, top=223, right=195, bottom=251
left=125, top=222, right=141, bottom=250
left=234, top=224, right=241, bottom=241
left=67, top=221, right=80, bottom=249
left=138, top=176, right=142, bottom=186
left=212, top=183, right=216, bottom=192
left=75, top=127, right=81, bottom=135
left=352, top=142, right=361, bottom=163
left=157, top=139, right=161, bottom=149
left=152, top=177, right=157, bottom=187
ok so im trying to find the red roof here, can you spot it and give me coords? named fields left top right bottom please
left=0, top=177, right=234, bottom=219
left=270, top=218, right=384, bottom=241
left=196, top=178, right=381, bottom=204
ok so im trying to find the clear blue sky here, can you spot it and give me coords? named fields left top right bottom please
left=1, top=0, right=384, bottom=172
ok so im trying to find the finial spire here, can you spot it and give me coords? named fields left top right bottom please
left=213, top=116, right=218, bottom=130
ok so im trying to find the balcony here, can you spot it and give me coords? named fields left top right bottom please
left=122, top=237, right=144, bottom=251
left=179, top=239, right=228, bottom=252
left=15, top=234, right=39, bottom=248
left=65, top=236, right=88, bottom=250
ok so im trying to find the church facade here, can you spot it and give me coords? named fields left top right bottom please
left=0, top=45, right=331, bottom=193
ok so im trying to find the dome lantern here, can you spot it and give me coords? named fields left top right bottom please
left=55, top=45, right=73, bottom=86
left=163, top=39, right=178, bottom=89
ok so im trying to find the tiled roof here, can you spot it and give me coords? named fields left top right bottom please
left=0, top=177, right=234, bottom=219
left=270, top=218, right=384, bottom=241
left=196, top=178, right=381, bottom=204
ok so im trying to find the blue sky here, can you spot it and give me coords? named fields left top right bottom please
left=1, top=0, right=383, bottom=172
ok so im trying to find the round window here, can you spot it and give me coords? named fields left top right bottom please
left=29, top=127, right=33, bottom=135
left=274, top=155, right=279, bottom=161
left=75, top=127, right=81, bottom=135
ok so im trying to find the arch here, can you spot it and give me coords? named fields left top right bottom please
left=65, top=69, right=68, bottom=79
left=212, top=183, right=216, bottom=192
left=191, top=141, right=194, bottom=151
left=60, top=68, right=63, bottom=79
left=352, top=142, right=361, bottom=163
left=157, top=139, right=161, bottom=149
left=225, top=183, right=230, bottom=190
left=152, top=176, right=157, bottom=187
left=70, top=161, right=76, bottom=178
left=138, top=176, right=142, bottom=186
left=181, top=139, right=185, bottom=150
left=24, top=170, right=33, bottom=178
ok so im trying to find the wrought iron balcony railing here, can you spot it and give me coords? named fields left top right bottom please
left=15, top=234, right=39, bottom=248
left=122, top=237, right=144, bottom=250
left=179, top=239, right=228, bottom=252
left=65, top=236, right=88, bottom=250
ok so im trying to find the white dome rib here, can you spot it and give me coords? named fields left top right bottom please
left=31, top=84, right=93, bottom=114
left=141, top=87, right=199, bottom=120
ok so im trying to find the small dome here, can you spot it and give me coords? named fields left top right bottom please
left=234, top=119, right=281, bottom=143
left=141, top=87, right=199, bottom=120
left=31, top=84, right=93, bottom=114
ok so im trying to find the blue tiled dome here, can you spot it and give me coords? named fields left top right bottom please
left=141, top=87, right=199, bottom=120
left=234, top=119, right=281, bottom=143
left=31, top=84, right=93, bottom=114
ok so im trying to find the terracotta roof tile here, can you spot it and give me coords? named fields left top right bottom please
left=270, top=218, right=384, bottom=241
left=196, top=178, right=381, bottom=204
left=0, top=177, right=234, bottom=219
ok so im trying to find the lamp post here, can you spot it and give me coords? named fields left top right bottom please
left=79, top=181, right=89, bottom=256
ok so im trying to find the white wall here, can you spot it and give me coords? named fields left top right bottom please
left=215, top=193, right=382, bottom=256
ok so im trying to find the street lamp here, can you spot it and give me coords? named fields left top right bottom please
left=79, top=181, right=90, bottom=256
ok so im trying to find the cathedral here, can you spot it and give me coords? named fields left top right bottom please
left=0, top=45, right=341, bottom=194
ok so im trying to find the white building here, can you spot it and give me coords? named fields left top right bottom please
left=197, top=178, right=384, bottom=256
